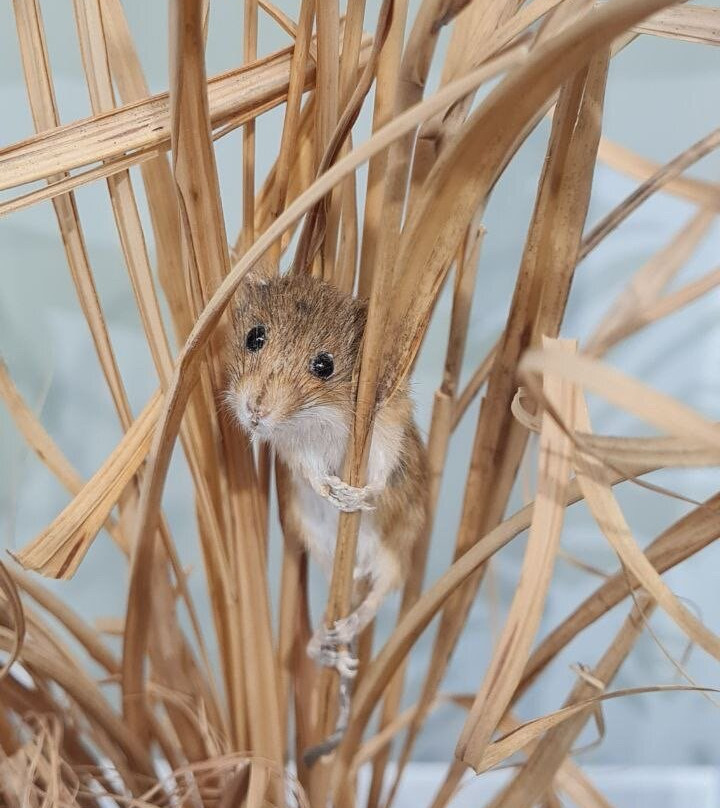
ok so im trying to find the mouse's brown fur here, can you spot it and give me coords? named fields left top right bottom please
left=226, top=272, right=427, bottom=681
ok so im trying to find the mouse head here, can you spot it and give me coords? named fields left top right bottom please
left=226, top=273, right=366, bottom=444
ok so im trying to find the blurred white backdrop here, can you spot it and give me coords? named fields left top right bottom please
left=1, top=0, right=720, bottom=785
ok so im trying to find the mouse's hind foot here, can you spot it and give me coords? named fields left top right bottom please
left=307, top=627, right=359, bottom=679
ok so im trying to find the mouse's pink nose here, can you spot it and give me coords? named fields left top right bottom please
left=246, top=397, right=268, bottom=427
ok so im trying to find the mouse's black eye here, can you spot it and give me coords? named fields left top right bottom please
left=310, top=352, right=334, bottom=379
left=246, top=325, right=267, bottom=352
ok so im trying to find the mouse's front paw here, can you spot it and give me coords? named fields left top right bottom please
left=322, top=475, right=376, bottom=512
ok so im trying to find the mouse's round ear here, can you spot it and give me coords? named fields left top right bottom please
left=232, top=257, right=272, bottom=314
left=239, top=255, right=273, bottom=288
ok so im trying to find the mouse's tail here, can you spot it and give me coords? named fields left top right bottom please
left=302, top=668, right=354, bottom=768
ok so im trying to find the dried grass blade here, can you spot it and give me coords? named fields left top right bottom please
left=519, top=490, right=720, bottom=699
left=574, top=433, right=720, bottom=468
left=333, top=0, right=368, bottom=291
left=99, top=0, right=192, bottom=344
left=520, top=345, right=720, bottom=450
left=13, top=393, right=160, bottom=579
left=0, top=360, right=126, bottom=549
left=586, top=209, right=715, bottom=355
left=313, top=10, right=413, bottom=777
left=0, top=147, right=164, bottom=219
left=555, top=767, right=615, bottom=808
left=264, top=0, right=316, bottom=274
left=381, top=27, right=611, bottom=398
left=258, top=0, right=300, bottom=40
left=11, top=568, right=118, bottom=675
left=0, top=41, right=321, bottom=193
left=408, top=0, right=532, bottom=200
left=315, top=0, right=339, bottom=166
left=357, top=0, right=409, bottom=297
left=361, top=0, right=471, bottom=311
left=486, top=594, right=654, bottom=808
left=12, top=0, right=133, bottom=432
left=477, top=684, right=717, bottom=774
left=293, top=0, right=396, bottom=277
left=569, top=393, right=720, bottom=663
left=74, top=0, right=176, bottom=386
left=245, top=98, right=316, bottom=262
left=597, top=137, right=720, bottom=209
left=315, top=0, right=341, bottom=280
left=630, top=263, right=720, bottom=323
left=594, top=264, right=720, bottom=354
left=451, top=339, right=498, bottom=428
left=456, top=338, right=578, bottom=768
left=634, top=5, right=720, bottom=45
left=581, top=128, right=720, bottom=260
left=242, top=0, right=259, bottom=253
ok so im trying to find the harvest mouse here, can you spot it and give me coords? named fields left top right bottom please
left=226, top=272, right=428, bottom=681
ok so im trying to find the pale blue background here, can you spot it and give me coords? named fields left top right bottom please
left=1, top=0, right=719, bottom=780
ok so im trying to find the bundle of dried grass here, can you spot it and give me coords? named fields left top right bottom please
left=1, top=0, right=719, bottom=806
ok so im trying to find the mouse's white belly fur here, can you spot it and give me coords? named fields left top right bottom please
left=267, top=403, right=404, bottom=583
left=293, top=476, right=381, bottom=581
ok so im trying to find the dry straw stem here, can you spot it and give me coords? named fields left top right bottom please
left=384, top=37, right=609, bottom=797
left=98, top=0, right=193, bottom=344
left=292, top=0, right=396, bottom=277
left=589, top=263, right=720, bottom=356
left=357, top=0, right=409, bottom=297
left=408, top=0, right=544, bottom=203
left=362, top=0, right=462, bottom=302
left=521, top=346, right=720, bottom=451
left=242, top=0, right=259, bottom=253
left=266, top=0, right=316, bottom=270
left=456, top=338, right=579, bottom=767
left=304, top=4, right=408, bottom=794
left=366, top=216, right=486, bottom=808
left=473, top=681, right=719, bottom=775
